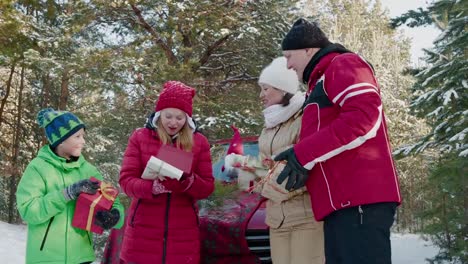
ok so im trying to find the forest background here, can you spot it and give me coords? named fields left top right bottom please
left=0, top=0, right=465, bottom=263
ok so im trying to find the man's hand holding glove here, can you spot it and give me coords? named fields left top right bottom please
left=274, top=148, right=310, bottom=191
left=63, top=179, right=100, bottom=201
left=95, top=208, right=120, bottom=230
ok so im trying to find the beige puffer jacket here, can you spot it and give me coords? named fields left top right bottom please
left=257, top=110, right=314, bottom=228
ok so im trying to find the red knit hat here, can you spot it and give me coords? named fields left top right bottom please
left=155, top=81, right=196, bottom=116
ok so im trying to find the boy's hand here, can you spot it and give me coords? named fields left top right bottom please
left=95, top=208, right=120, bottom=230
left=63, top=179, right=99, bottom=201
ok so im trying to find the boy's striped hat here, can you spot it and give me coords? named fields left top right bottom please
left=36, top=108, right=85, bottom=148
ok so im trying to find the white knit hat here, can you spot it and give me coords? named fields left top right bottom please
left=258, top=57, right=299, bottom=94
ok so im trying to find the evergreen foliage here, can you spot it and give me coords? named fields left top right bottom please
left=393, top=0, right=467, bottom=262
left=394, top=0, right=467, bottom=158
left=0, top=0, right=299, bottom=226
left=421, top=153, right=467, bottom=264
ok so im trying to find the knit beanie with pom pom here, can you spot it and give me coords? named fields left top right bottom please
left=36, top=108, right=85, bottom=148
left=155, top=81, right=196, bottom=117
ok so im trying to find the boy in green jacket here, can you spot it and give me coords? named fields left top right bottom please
left=16, top=108, right=125, bottom=264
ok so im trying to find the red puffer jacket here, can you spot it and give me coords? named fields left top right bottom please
left=295, top=52, right=401, bottom=221
left=119, top=127, right=214, bottom=264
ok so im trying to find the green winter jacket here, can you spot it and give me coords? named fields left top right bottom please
left=16, top=145, right=124, bottom=264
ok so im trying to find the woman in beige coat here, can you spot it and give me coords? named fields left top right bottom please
left=225, top=57, right=324, bottom=264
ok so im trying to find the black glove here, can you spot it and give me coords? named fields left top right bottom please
left=274, top=148, right=309, bottom=191
left=63, top=179, right=99, bottom=201
left=95, top=208, right=120, bottom=230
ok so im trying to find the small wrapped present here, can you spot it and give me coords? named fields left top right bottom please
left=71, top=177, right=118, bottom=234
left=141, top=144, right=193, bottom=181
left=142, top=156, right=184, bottom=180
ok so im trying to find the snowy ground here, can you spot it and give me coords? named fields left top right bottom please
left=1, top=221, right=439, bottom=263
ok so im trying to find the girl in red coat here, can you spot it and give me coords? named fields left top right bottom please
left=119, top=81, right=215, bottom=264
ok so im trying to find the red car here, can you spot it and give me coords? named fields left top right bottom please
left=101, top=137, right=271, bottom=264
left=200, top=137, right=271, bottom=264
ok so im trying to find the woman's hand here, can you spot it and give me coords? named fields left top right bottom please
left=155, top=173, right=195, bottom=194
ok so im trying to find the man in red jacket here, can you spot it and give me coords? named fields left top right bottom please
left=274, top=18, right=402, bottom=264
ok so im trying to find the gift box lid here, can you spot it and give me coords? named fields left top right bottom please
left=157, top=144, right=193, bottom=174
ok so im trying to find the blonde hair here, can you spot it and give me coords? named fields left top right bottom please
left=156, top=118, right=193, bottom=151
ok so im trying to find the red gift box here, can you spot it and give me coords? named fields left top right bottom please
left=71, top=177, right=118, bottom=234
left=157, top=144, right=194, bottom=175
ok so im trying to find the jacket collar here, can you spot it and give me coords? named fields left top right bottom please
left=38, top=145, right=85, bottom=170
left=302, top=43, right=351, bottom=86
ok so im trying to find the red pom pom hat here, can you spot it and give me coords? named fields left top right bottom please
left=155, top=81, right=196, bottom=116
left=153, top=81, right=196, bottom=130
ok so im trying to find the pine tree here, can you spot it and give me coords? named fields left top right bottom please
left=422, top=153, right=467, bottom=264
left=392, top=0, right=467, bottom=262
left=393, top=0, right=467, bottom=158
left=85, top=0, right=301, bottom=140
left=0, top=0, right=300, bottom=224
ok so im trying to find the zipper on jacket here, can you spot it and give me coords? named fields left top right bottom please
left=59, top=171, right=69, bottom=260
left=87, top=232, right=92, bottom=247
left=358, top=205, right=363, bottom=225
left=130, top=199, right=141, bottom=227
left=40, top=216, right=55, bottom=251
left=162, top=193, right=171, bottom=264
left=270, top=123, right=283, bottom=157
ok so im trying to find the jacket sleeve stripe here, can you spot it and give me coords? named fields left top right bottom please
left=303, top=105, right=383, bottom=170
left=339, top=89, right=380, bottom=107
left=332, top=82, right=378, bottom=104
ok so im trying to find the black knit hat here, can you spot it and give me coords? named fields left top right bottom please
left=282, top=18, right=331, bottom=50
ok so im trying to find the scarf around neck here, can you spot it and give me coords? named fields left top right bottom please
left=263, top=92, right=305, bottom=129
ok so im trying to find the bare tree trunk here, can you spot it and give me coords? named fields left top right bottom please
left=7, top=66, right=24, bottom=224
left=39, top=73, right=51, bottom=146
left=130, top=4, right=178, bottom=65
left=407, top=173, right=414, bottom=232
left=463, top=164, right=468, bottom=252
left=0, top=65, right=15, bottom=129
left=41, top=73, right=51, bottom=108
left=442, top=194, right=452, bottom=252
left=58, top=68, right=70, bottom=110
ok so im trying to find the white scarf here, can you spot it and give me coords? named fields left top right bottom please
left=263, top=92, right=305, bottom=128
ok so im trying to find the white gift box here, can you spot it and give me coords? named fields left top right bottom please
left=141, top=156, right=183, bottom=181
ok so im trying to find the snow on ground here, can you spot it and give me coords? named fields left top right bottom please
left=1, top=221, right=439, bottom=263
left=391, top=233, right=439, bottom=264
left=0, top=221, right=27, bottom=264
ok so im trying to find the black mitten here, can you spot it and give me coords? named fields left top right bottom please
left=63, top=179, right=99, bottom=201
left=95, top=208, right=120, bottom=230
left=274, top=148, right=309, bottom=191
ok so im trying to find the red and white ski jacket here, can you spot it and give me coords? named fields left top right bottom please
left=295, top=52, right=401, bottom=221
